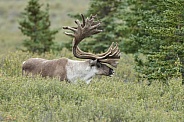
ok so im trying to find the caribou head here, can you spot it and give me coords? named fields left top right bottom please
left=22, top=14, right=120, bottom=83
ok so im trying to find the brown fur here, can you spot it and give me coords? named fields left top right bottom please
left=22, top=58, right=68, bottom=81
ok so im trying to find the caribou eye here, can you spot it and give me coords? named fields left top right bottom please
left=96, top=63, right=102, bottom=68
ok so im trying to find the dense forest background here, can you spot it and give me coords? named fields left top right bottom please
left=0, top=0, right=184, bottom=121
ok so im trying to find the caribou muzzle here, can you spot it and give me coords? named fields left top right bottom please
left=109, top=68, right=114, bottom=77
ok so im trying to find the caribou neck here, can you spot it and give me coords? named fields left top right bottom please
left=66, top=59, right=97, bottom=84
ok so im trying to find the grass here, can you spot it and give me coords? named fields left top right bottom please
left=0, top=51, right=184, bottom=121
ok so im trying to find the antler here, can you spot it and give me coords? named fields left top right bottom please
left=63, top=14, right=121, bottom=68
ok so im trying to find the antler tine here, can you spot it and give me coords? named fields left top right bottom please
left=97, top=42, right=120, bottom=59
left=75, top=45, right=120, bottom=61
left=63, top=31, right=75, bottom=37
left=96, top=42, right=114, bottom=57
left=97, top=42, right=121, bottom=68
left=100, top=59, right=119, bottom=68
left=99, top=51, right=121, bottom=68
left=81, top=14, right=85, bottom=27
left=90, top=14, right=97, bottom=19
left=109, top=43, right=120, bottom=57
left=75, top=42, right=113, bottom=60
left=75, top=41, right=120, bottom=60
left=75, top=41, right=121, bottom=62
left=75, top=46, right=97, bottom=59
left=63, top=26, right=76, bottom=38
left=63, top=26, right=76, bottom=32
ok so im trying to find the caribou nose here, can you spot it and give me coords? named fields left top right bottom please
left=109, top=69, right=114, bottom=76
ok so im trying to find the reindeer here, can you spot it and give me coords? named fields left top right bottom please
left=22, top=14, right=121, bottom=84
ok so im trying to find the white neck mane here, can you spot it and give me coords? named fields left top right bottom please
left=66, top=59, right=98, bottom=84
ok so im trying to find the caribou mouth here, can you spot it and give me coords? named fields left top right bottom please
left=109, top=69, right=115, bottom=77
left=109, top=74, right=114, bottom=77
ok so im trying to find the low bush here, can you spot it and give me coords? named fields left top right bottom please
left=0, top=51, right=183, bottom=121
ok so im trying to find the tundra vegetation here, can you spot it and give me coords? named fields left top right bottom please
left=0, top=0, right=184, bottom=121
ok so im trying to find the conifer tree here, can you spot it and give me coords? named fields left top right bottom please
left=125, top=0, right=184, bottom=84
left=19, top=0, right=59, bottom=54
left=144, top=0, right=184, bottom=84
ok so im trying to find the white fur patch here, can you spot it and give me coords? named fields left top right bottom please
left=66, top=59, right=98, bottom=83
left=22, top=61, right=26, bottom=65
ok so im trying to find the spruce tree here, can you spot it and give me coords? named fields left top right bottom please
left=125, top=0, right=184, bottom=84
left=19, top=0, right=59, bottom=54
left=144, top=0, right=184, bottom=84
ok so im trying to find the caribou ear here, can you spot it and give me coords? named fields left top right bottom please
left=89, top=59, right=98, bottom=66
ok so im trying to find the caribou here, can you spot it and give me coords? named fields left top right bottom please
left=22, top=14, right=121, bottom=84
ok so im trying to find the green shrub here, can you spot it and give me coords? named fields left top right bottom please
left=0, top=51, right=183, bottom=121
